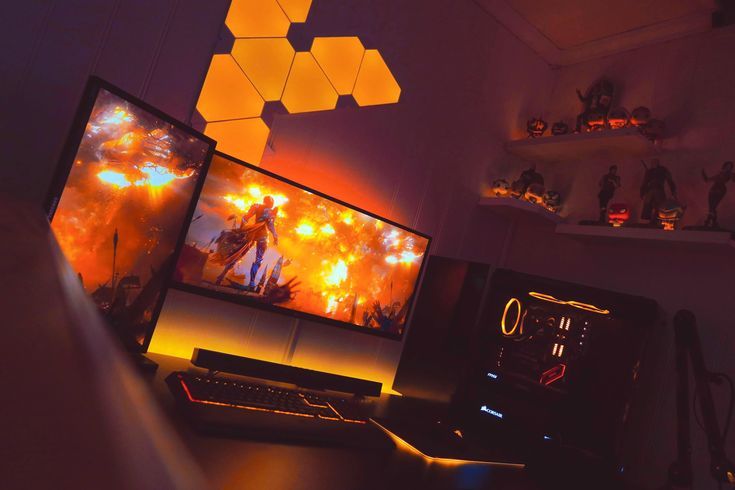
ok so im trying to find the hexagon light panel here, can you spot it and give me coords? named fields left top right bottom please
left=197, top=0, right=401, bottom=164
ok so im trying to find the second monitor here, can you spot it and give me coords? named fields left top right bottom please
left=172, top=152, right=431, bottom=340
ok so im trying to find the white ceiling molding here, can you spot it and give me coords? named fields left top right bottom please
left=472, top=0, right=717, bottom=67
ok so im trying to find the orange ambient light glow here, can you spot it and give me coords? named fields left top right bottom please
left=501, top=297, right=522, bottom=336
left=178, top=375, right=366, bottom=424
left=528, top=292, right=610, bottom=315
left=370, top=419, right=525, bottom=468
left=195, top=0, right=401, bottom=164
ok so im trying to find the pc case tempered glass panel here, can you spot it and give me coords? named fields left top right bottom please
left=49, top=86, right=212, bottom=349
left=173, top=153, right=430, bottom=338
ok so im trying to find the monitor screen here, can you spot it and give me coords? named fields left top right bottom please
left=172, top=152, right=431, bottom=339
left=46, top=77, right=215, bottom=351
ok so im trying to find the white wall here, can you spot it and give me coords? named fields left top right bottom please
left=150, top=0, right=554, bottom=389
left=0, top=0, right=229, bottom=203
left=499, top=26, right=735, bottom=489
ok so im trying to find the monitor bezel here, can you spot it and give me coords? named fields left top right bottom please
left=170, top=150, right=432, bottom=341
left=44, top=76, right=216, bottom=353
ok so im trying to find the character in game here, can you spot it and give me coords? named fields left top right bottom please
left=640, top=159, right=677, bottom=222
left=701, top=161, right=734, bottom=228
left=214, top=196, right=279, bottom=288
left=598, top=165, right=621, bottom=222
left=510, top=163, right=545, bottom=198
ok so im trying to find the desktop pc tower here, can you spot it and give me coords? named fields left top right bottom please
left=394, top=257, right=658, bottom=478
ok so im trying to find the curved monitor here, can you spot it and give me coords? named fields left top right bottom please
left=172, top=152, right=431, bottom=339
left=45, top=77, right=215, bottom=352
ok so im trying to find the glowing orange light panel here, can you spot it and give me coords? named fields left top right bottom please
left=196, top=0, right=401, bottom=164
left=225, top=0, right=291, bottom=38
left=310, top=37, right=365, bottom=95
left=281, top=52, right=339, bottom=113
left=231, top=38, right=295, bottom=101
left=276, top=0, right=312, bottom=23
left=196, top=55, right=264, bottom=122
left=204, top=118, right=271, bottom=165
left=353, top=50, right=401, bottom=106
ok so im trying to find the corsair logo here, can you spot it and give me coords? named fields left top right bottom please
left=479, top=405, right=503, bottom=419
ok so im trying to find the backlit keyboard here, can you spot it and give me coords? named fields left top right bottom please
left=168, top=371, right=369, bottom=425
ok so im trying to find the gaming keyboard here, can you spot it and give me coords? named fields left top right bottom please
left=166, top=372, right=390, bottom=447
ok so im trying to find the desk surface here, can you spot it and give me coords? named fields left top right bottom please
left=146, top=353, right=538, bottom=490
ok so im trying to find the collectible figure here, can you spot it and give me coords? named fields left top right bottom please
left=630, top=106, right=651, bottom=127
left=491, top=178, right=510, bottom=197
left=598, top=165, right=621, bottom=222
left=524, top=183, right=545, bottom=204
left=542, top=191, right=562, bottom=213
left=511, top=163, right=545, bottom=198
left=701, top=161, right=735, bottom=228
left=607, top=108, right=630, bottom=129
left=607, top=203, right=630, bottom=227
left=657, top=199, right=685, bottom=231
left=575, top=79, right=614, bottom=132
left=551, top=121, right=569, bottom=136
left=639, top=158, right=677, bottom=222
left=527, top=117, right=548, bottom=138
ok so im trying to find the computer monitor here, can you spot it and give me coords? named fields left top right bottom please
left=45, top=77, right=215, bottom=352
left=171, top=151, right=431, bottom=339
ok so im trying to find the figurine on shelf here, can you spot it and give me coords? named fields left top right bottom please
left=543, top=191, right=562, bottom=213
left=640, top=158, right=677, bottom=223
left=527, top=117, right=548, bottom=138
left=598, top=165, right=621, bottom=222
left=607, top=108, right=630, bottom=129
left=551, top=121, right=569, bottom=136
left=607, top=203, right=630, bottom=227
left=575, top=79, right=614, bottom=133
left=510, top=163, right=544, bottom=198
left=630, top=106, right=651, bottom=128
left=490, top=178, right=511, bottom=197
left=701, top=161, right=735, bottom=228
left=657, top=199, right=685, bottom=231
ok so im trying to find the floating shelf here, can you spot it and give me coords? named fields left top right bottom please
left=506, top=128, right=657, bottom=163
left=556, top=224, right=735, bottom=252
left=478, top=197, right=563, bottom=224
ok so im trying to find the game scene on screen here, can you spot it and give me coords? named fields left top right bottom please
left=175, top=155, right=429, bottom=336
left=50, top=88, right=210, bottom=346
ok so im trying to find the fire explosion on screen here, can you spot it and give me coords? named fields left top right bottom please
left=176, top=155, right=429, bottom=336
left=51, top=89, right=210, bottom=346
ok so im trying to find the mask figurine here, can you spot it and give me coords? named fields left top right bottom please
left=598, top=165, right=621, bottom=222
left=491, top=178, right=511, bottom=198
left=527, top=117, right=548, bottom=138
left=551, top=121, right=569, bottom=136
left=657, top=198, right=685, bottom=231
left=701, top=161, right=735, bottom=228
left=607, top=203, right=630, bottom=227
left=524, top=183, right=545, bottom=204
left=607, top=108, right=630, bottom=129
left=511, top=163, right=545, bottom=199
left=575, top=79, right=614, bottom=133
left=640, top=158, right=677, bottom=223
left=542, top=191, right=562, bottom=213
left=585, top=110, right=607, bottom=132
left=630, top=106, right=651, bottom=128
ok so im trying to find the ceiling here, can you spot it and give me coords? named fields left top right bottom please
left=475, top=0, right=717, bottom=65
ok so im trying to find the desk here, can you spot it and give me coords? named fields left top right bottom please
left=145, top=353, right=538, bottom=490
